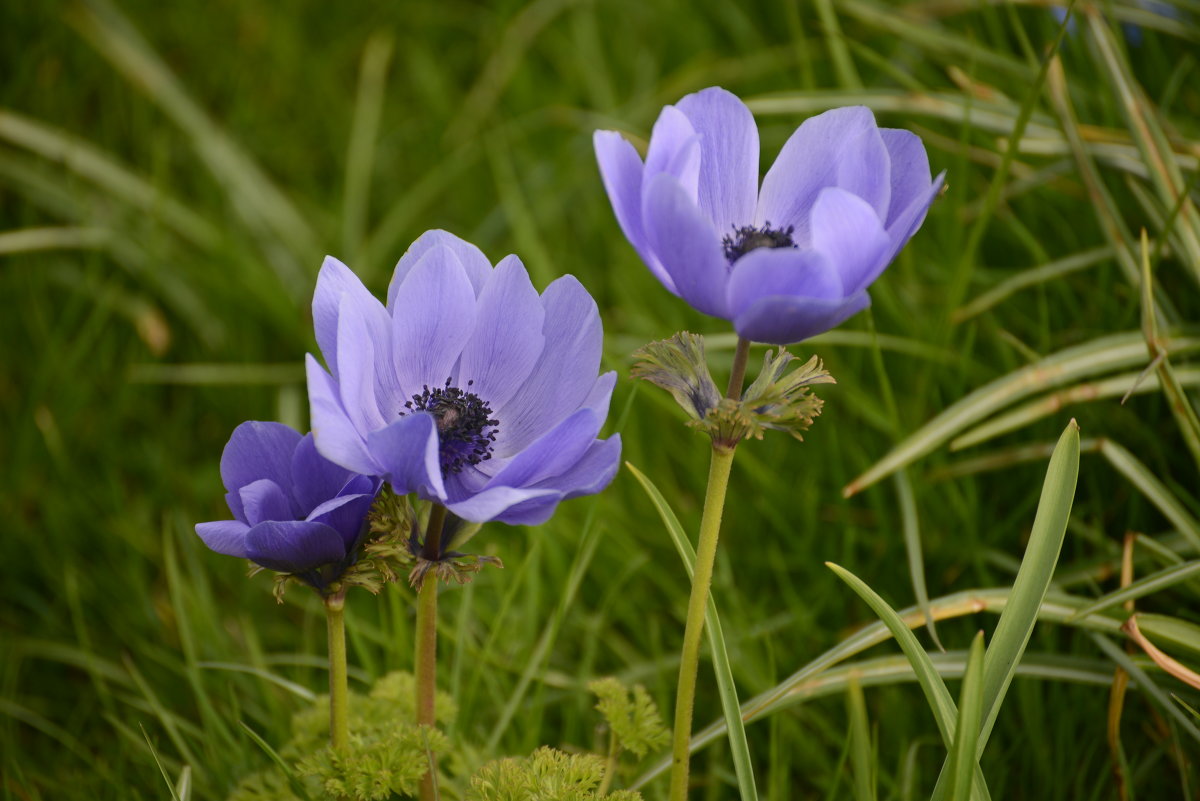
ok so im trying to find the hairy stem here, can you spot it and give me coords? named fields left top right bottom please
left=325, top=589, right=349, bottom=752
left=416, top=504, right=447, bottom=801
left=668, top=336, right=750, bottom=800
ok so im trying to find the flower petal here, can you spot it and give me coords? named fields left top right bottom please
left=594, top=130, right=672, bottom=288
left=676, top=86, right=760, bottom=236
left=643, top=105, right=701, bottom=201
left=390, top=244, right=478, bottom=401
left=493, top=275, right=603, bottom=453
left=882, top=171, right=945, bottom=267
left=810, top=187, right=892, bottom=296
left=726, top=247, right=843, bottom=322
left=536, top=434, right=622, bottom=497
left=445, top=485, right=560, bottom=524
left=756, top=106, right=890, bottom=242
left=239, top=478, right=294, bottom=525
left=307, top=492, right=376, bottom=549
left=311, top=256, right=389, bottom=381
left=290, top=433, right=352, bottom=516
left=307, top=355, right=382, bottom=476
left=489, top=408, right=602, bottom=489
left=389, top=230, right=492, bottom=303
left=365, top=413, right=446, bottom=500
left=195, top=520, right=250, bottom=558
left=643, top=173, right=730, bottom=318
left=878, top=129, right=932, bottom=229
left=733, top=290, right=871, bottom=345
left=337, top=291, right=389, bottom=433
left=220, top=422, right=301, bottom=495
left=456, top=254, right=545, bottom=410
left=245, top=520, right=347, bottom=574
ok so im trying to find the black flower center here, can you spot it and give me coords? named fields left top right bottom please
left=402, top=378, right=498, bottom=475
left=721, top=222, right=797, bottom=264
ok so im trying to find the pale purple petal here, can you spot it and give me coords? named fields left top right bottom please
left=336, top=292, right=390, bottom=434
left=365, top=413, right=446, bottom=500
left=756, top=106, right=890, bottom=242
left=642, top=173, right=730, bottom=318
left=219, top=421, right=301, bottom=494
left=594, top=131, right=670, bottom=287
left=445, top=485, right=560, bottom=524
left=307, top=492, right=376, bottom=548
left=389, top=230, right=492, bottom=303
left=881, top=171, right=945, bottom=267
left=643, top=105, right=701, bottom=201
left=239, top=478, right=294, bottom=526
left=734, top=291, right=871, bottom=345
left=307, top=355, right=382, bottom=477
left=312, top=256, right=391, bottom=383
left=810, top=188, right=892, bottom=296
left=676, top=86, right=760, bottom=235
left=390, top=244, right=477, bottom=401
left=878, top=129, right=933, bottom=228
left=456, top=254, right=545, bottom=410
left=195, top=520, right=250, bottom=558
left=245, top=520, right=348, bottom=574
left=530, top=435, right=622, bottom=499
left=290, top=434, right=352, bottom=516
left=488, top=408, right=602, bottom=489
left=726, top=248, right=842, bottom=321
left=493, top=275, right=602, bottom=454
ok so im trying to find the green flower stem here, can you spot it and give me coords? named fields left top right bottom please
left=324, top=588, right=349, bottom=752
left=668, top=336, right=750, bottom=801
left=598, top=730, right=620, bottom=796
left=416, top=503, right=448, bottom=801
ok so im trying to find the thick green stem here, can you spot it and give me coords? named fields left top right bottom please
left=325, top=589, right=349, bottom=753
left=668, top=336, right=750, bottom=800
left=668, top=446, right=736, bottom=801
left=416, top=504, right=447, bottom=801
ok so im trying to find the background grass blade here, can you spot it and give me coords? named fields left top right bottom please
left=940, top=632, right=985, bottom=801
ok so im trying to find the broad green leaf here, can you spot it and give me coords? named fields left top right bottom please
left=626, top=462, right=758, bottom=801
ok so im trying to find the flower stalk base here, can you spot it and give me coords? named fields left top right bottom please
left=325, top=589, right=349, bottom=753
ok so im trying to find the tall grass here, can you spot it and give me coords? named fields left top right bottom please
left=1, top=0, right=1198, bottom=798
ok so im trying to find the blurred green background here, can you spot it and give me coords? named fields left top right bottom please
left=2, top=0, right=1199, bottom=798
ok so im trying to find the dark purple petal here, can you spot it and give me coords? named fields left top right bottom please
left=734, top=291, right=871, bottom=345
left=489, top=408, right=602, bottom=489
left=245, top=520, right=348, bottom=574
left=726, top=248, right=842, bottom=322
left=881, top=171, right=945, bottom=268
left=389, top=230, right=492, bottom=303
left=756, top=106, right=890, bottom=242
left=290, top=433, right=353, bottom=516
left=642, top=173, right=730, bottom=318
left=676, top=87, right=760, bottom=236
left=307, top=492, right=376, bottom=549
left=493, top=275, right=602, bottom=454
left=195, top=520, right=250, bottom=558
left=219, top=421, right=301, bottom=495
left=307, top=355, right=382, bottom=476
left=225, top=490, right=246, bottom=524
left=445, top=485, right=560, bottom=524
left=336, top=291, right=389, bottom=433
left=312, top=256, right=390, bottom=382
left=878, top=129, right=933, bottom=229
left=810, top=188, right=892, bottom=296
left=456, top=254, right=545, bottom=410
left=238, top=478, right=294, bottom=526
left=365, top=413, right=446, bottom=500
left=390, top=244, right=477, bottom=401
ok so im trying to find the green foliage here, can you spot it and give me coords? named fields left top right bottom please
left=468, top=747, right=641, bottom=801
left=294, top=725, right=446, bottom=801
left=631, top=332, right=722, bottom=421
left=588, top=678, right=669, bottom=759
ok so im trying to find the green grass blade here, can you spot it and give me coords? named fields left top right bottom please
left=1068, top=561, right=1200, bottom=621
left=941, top=632, right=986, bottom=801
left=977, top=420, right=1079, bottom=747
left=1091, top=633, right=1200, bottom=745
left=845, top=675, right=876, bottom=801
left=342, top=33, right=393, bottom=264
left=953, top=247, right=1112, bottom=323
left=1097, top=438, right=1200, bottom=551
left=844, top=333, right=1198, bottom=495
left=626, top=461, right=758, bottom=801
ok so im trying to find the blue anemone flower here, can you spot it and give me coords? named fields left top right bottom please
left=594, top=87, right=945, bottom=344
left=306, top=230, right=621, bottom=527
left=195, top=422, right=381, bottom=587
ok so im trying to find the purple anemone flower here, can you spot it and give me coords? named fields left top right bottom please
left=306, top=230, right=621, bottom=527
left=594, top=87, right=945, bottom=344
left=195, top=421, right=381, bottom=587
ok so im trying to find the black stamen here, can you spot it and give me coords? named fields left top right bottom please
left=400, top=379, right=498, bottom=475
left=721, top=222, right=797, bottom=263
